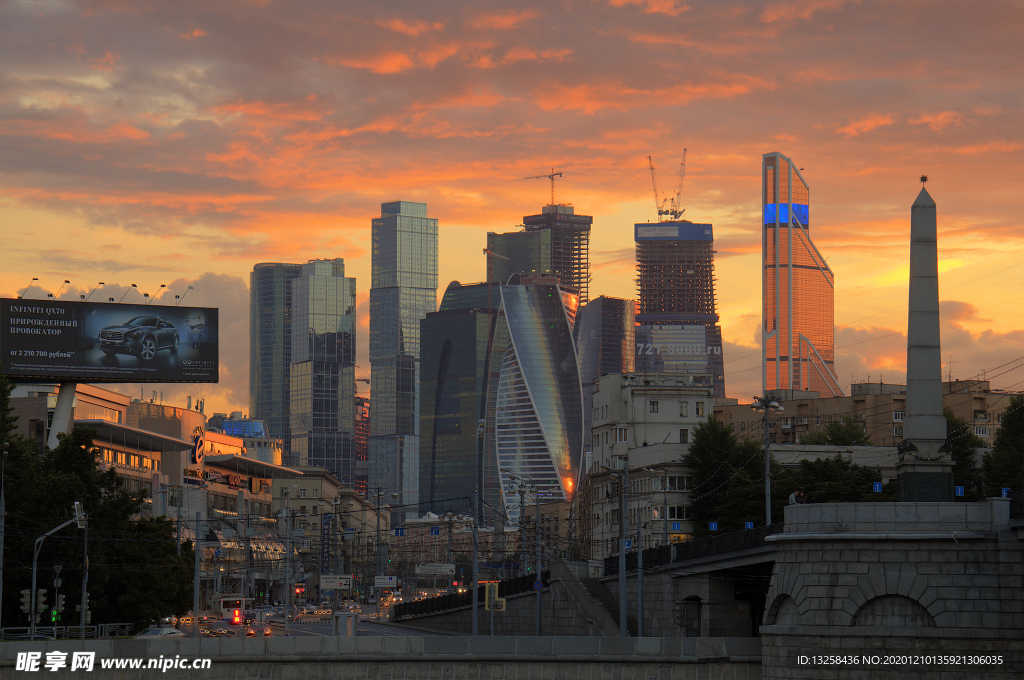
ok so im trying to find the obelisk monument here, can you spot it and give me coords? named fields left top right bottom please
left=896, top=184, right=953, bottom=500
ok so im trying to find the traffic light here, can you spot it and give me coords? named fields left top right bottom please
left=36, top=589, right=47, bottom=611
left=20, top=589, right=32, bottom=613
left=82, top=591, right=89, bottom=610
left=56, top=594, right=65, bottom=613
left=232, top=609, right=241, bottom=625
left=673, top=602, right=685, bottom=627
left=51, top=609, right=59, bottom=623
left=295, top=587, right=302, bottom=595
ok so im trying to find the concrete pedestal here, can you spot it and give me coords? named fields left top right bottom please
left=761, top=502, right=1024, bottom=678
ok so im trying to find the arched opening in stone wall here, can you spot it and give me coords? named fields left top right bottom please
left=763, top=594, right=800, bottom=626
left=852, top=595, right=935, bottom=627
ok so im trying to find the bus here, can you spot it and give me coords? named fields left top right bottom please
left=215, top=595, right=254, bottom=623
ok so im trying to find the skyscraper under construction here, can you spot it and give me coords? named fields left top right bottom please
left=487, top=204, right=592, bottom=304
left=634, top=221, right=725, bottom=397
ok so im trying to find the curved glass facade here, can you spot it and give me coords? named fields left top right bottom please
left=762, top=153, right=843, bottom=396
left=496, top=280, right=583, bottom=522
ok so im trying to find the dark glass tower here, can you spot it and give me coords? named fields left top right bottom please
left=487, top=204, right=592, bottom=304
left=250, top=262, right=302, bottom=460
left=762, top=152, right=842, bottom=396
left=369, top=201, right=438, bottom=517
left=634, top=222, right=725, bottom=397
left=289, top=259, right=358, bottom=483
left=573, top=295, right=635, bottom=468
left=418, top=281, right=503, bottom=523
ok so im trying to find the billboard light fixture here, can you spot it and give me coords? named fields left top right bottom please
left=175, top=285, right=194, bottom=306
left=118, top=284, right=138, bottom=303
left=18, top=277, right=39, bottom=299
left=85, top=282, right=105, bottom=301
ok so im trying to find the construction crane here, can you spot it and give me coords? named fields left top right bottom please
left=524, top=168, right=563, bottom=206
left=648, top=150, right=686, bottom=222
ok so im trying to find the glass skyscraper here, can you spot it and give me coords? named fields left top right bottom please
left=418, top=281, right=504, bottom=523
left=289, top=259, right=358, bottom=483
left=250, top=262, right=302, bottom=460
left=495, top=274, right=583, bottom=523
left=487, top=204, right=592, bottom=304
left=762, top=152, right=843, bottom=396
left=573, top=295, right=635, bottom=469
left=369, top=201, right=438, bottom=518
left=634, top=222, right=725, bottom=397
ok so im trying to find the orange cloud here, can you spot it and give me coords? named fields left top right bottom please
left=760, top=0, right=848, bottom=23
left=836, top=113, right=896, bottom=137
left=178, top=28, right=208, bottom=40
left=909, top=110, right=963, bottom=131
left=377, top=18, right=445, bottom=36
left=468, top=10, right=540, bottom=30
left=501, top=46, right=573, bottom=65
left=609, top=0, right=690, bottom=17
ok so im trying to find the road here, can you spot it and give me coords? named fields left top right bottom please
left=184, top=611, right=443, bottom=638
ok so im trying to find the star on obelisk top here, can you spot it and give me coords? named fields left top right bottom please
left=919, top=174, right=929, bottom=184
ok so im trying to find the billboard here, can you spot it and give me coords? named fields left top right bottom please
left=1, top=298, right=218, bottom=383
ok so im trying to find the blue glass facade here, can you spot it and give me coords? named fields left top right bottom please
left=289, top=259, right=359, bottom=484
left=369, top=201, right=438, bottom=517
left=635, top=221, right=725, bottom=397
left=496, top=276, right=583, bottom=522
left=250, top=262, right=302, bottom=459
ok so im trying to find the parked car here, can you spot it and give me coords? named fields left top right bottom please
left=98, top=316, right=180, bottom=361
left=135, top=628, right=186, bottom=639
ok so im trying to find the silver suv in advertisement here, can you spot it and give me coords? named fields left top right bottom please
left=98, top=316, right=180, bottom=361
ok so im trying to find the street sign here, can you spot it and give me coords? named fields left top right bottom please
left=672, top=522, right=681, bottom=531
left=53, top=578, right=62, bottom=589
left=320, top=575, right=352, bottom=590
left=955, top=486, right=964, bottom=497
left=394, top=528, right=405, bottom=537
left=1002, top=488, right=1010, bottom=498
left=745, top=522, right=754, bottom=530
left=709, top=522, right=718, bottom=531
left=374, top=575, right=398, bottom=587
left=533, top=581, right=543, bottom=591
left=624, top=539, right=632, bottom=550
left=873, top=482, right=883, bottom=493
left=415, top=562, right=456, bottom=576
left=430, top=526, right=440, bottom=536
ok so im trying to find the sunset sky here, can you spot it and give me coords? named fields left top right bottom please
left=2, top=0, right=1022, bottom=415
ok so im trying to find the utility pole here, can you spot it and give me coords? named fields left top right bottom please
left=471, top=486, right=480, bottom=637
left=534, top=487, right=541, bottom=637
left=618, top=464, right=628, bottom=637
left=1, top=441, right=8, bottom=629
left=192, top=512, right=201, bottom=638
left=752, top=396, right=784, bottom=525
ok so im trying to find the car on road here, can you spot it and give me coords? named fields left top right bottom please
left=98, top=316, right=180, bottom=362
left=135, top=628, right=186, bottom=639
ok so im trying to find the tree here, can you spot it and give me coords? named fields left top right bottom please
left=792, top=455, right=887, bottom=503
left=944, top=407, right=985, bottom=501
left=982, top=394, right=1024, bottom=496
left=0, top=371, right=194, bottom=628
left=798, top=414, right=873, bottom=446
left=684, top=417, right=791, bottom=536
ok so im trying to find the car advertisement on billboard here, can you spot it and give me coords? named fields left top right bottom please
left=1, top=298, right=218, bottom=383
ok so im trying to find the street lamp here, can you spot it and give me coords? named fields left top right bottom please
left=18, top=277, right=38, bottom=299
left=752, top=396, right=785, bottom=526
left=175, top=285, right=194, bottom=306
left=371, top=489, right=398, bottom=576
left=601, top=460, right=630, bottom=637
left=174, top=483, right=209, bottom=554
left=84, top=282, right=105, bottom=301
left=501, top=469, right=542, bottom=636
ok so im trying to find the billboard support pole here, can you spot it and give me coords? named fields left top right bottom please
left=47, top=383, right=78, bottom=450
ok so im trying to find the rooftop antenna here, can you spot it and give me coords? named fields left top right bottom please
left=524, top=168, right=563, bottom=206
